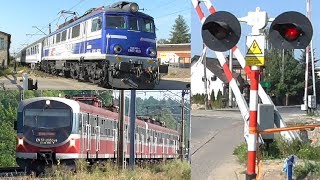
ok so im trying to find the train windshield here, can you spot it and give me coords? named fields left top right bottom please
left=106, top=15, right=126, bottom=29
left=106, top=15, right=155, bottom=33
left=23, top=109, right=71, bottom=129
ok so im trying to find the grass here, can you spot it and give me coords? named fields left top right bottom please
left=233, top=137, right=320, bottom=178
left=19, top=160, right=191, bottom=180
left=294, top=161, right=320, bottom=179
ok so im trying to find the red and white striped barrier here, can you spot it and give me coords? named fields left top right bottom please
left=192, top=0, right=299, bottom=141
left=191, top=0, right=250, bottom=123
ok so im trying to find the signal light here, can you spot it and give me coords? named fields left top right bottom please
left=202, top=11, right=241, bottom=52
left=269, top=11, right=313, bottom=49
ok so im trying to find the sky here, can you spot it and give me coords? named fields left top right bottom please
left=0, top=0, right=191, bottom=54
left=191, top=0, right=320, bottom=63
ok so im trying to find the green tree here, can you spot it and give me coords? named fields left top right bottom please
left=157, top=38, right=170, bottom=44
left=264, top=49, right=305, bottom=105
left=168, top=15, right=191, bottom=44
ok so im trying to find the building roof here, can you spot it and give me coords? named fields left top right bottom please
left=175, top=53, right=191, bottom=58
left=157, top=43, right=191, bottom=48
left=191, top=55, right=243, bottom=84
left=0, top=31, right=11, bottom=36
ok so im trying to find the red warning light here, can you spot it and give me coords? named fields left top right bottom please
left=284, top=27, right=300, bottom=41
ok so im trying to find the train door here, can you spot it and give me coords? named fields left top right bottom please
left=80, top=21, right=88, bottom=54
left=167, top=138, right=169, bottom=156
left=87, top=16, right=102, bottom=54
left=113, top=129, right=117, bottom=158
left=162, top=137, right=165, bottom=157
left=80, top=113, right=86, bottom=158
left=154, top=137, right=157, bottom=157
left=95, top=115, right=101, bottom=159
left=140, top=134, right=144, bottom=158
left=135, top=133, right=139, bottom=156
left=149, top=134, right=153, bottom=158
left=85, top=120, right=92, bottom=156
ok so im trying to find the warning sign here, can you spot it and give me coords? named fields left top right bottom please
left=247, top=40, right=263, bottom=55
left=245, top=36, right=265, bottom=66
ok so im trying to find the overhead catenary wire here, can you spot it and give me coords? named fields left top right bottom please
left=18, top=0, right=88, bottom=51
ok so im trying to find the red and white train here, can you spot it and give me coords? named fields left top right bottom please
left=15, top=96, right=179, bottom=173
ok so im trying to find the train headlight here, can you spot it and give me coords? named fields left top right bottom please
left=46, top=100, right=51, bottom=106
left=113, top=45, right=122, bottom=54
left=70, top=138, right=75, bottom=147
left=147, top=48, right=156, bottom=57
left=18, top=138, right=23, bottom=146
left=129, top=3, right=139, bottom=13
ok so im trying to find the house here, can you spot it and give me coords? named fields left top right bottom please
left=157, top=43, right=191, bottom=68
left=0, top=31, right=11, bottom=68
left=191, top=55, right=248, bottom=101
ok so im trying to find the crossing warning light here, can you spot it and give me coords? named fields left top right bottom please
left=269, top=11, right=313, bottom=49
left=202, top=11, right=241, bottom=52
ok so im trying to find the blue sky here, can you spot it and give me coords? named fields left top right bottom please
left=0, top=0, right=191, bottom=54
left=191, top=0, right=320, bottom=63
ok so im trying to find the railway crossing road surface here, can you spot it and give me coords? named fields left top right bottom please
left=191, top=110, right=244, bottom=180
left=0, top=74, right=190, bottom=90
left=191, top=106, right=307, bottom=180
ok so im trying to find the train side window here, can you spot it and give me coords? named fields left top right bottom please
left=61, top=31, right=67, bottom=42
left=72, top=24, right=80, bottom=38
left=56, top=33, right=61, bottom=43
left=91, top=17, right=102, bottom=32
left=140, top=18, right=155, bottom=33
left=106, top=16, right=126, bottom=29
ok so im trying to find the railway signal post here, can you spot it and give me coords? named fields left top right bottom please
left=117, top=90, right=125, bottom=170
left=129, top=90, right=136, bottom=169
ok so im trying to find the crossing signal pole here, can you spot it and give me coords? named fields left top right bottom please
left=200, top=5, right=313, bottom=179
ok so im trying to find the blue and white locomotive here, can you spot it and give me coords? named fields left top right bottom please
left=20, top=2, right=168, bottom=89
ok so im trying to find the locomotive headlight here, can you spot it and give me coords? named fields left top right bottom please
left=70, top=138, right=75, bottom=147
left=129, top=3, right=139, bottom=13
left=18, top=138, right=23, bottom=146
left=113, top=45, right=122, bottom=54
left=147, top=48, right=156, bottom=57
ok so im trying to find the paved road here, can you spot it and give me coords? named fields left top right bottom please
left=191, top=110, right=244, bottom=180
left=0, top=74, right=190, bottom=90
left=191, top=107, right=310, bottom=180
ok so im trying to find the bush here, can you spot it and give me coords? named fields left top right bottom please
left=233, top=137, right=320, bottom=165
left=294, top=161, right=320, bottom=179
left=41, top=160, right=191, bottom=180
left=233, top=143, right=247, bottom=164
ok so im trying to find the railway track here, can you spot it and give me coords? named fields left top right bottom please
left=0, top=167, right=26, bottom=177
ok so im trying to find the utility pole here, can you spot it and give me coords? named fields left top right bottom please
left=203, top=44, right=208, bottom=110
left=129, top=90, right=136, bottom=169
left=179, top=90, right=186, bottom=161
left=307, top=0, right=316, bottom=107
left=228, top=50, right=233, bottom=107
left=117, top=90, right=125, bottom=170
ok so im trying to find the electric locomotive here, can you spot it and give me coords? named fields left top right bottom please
left=15, top=96, right=179, bottom=174
left=38, top=1, right=168, bottom=89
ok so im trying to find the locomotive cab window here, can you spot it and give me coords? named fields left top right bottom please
left=128, top=17, right=139, bottom=31
left=141, top=18, right=155, bottom=33
left=106, top=15, right=126, bottom=29
left=91, top=17, right=102, bottom=32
